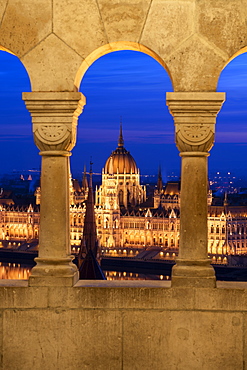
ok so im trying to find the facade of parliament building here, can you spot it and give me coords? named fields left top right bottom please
left=1, top=127, right=247, bottom=264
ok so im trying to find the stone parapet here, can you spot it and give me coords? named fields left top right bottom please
left=0, top=282, right=246, bottom=369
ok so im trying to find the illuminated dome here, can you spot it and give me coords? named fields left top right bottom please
left=104, top=125, right=138, bottom=175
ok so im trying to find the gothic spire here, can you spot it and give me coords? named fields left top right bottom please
left=157, top=165, right=163, bottom=192
left=224, top=191, right=229, bottom=207
left=89, top=159, right=93, bottom=188
left=82, top=165, right=88, bottom=190
left=118, top=117, right=124, bottom=147
left=78, top=162, right=105, bottom=279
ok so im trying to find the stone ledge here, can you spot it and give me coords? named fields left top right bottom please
left=0, top=279, right=28, bottom=287
left=0, top=280, right=246, bottom=311
left=74, top=280, right=171, bottom=288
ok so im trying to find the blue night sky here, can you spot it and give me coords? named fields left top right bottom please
left=0, top=50, right=247, bottom=178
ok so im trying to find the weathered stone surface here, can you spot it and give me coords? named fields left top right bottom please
left=22, top=34, right=83, bottom=91
left=243, top=313, right=247, bottom=368
left=197, top=0, right=247, bottom=59
left=141, top=0, right=195, bottom=60
left=98, top=0, right=151, bottom=42
left=0, top=310, right=2, bottom=369
left=0, top=0, right=52, bottom=57
left=3, top=309, right=122, bottom=369
left=53, top=0, right=107, bottom=59
left=0, top=287, right=48, bottom=308
left=0, top=1, right=7, bottom=25
left=0, top=285, right=247, bottom=368
left=0, top=279, right=28, bottom=287
left=195, top=287, right=247, bottom=312
left=165, top=34, right=227, bottom=91
left=48, top=285, right=194, bottom=310
left=123, top=310, right=243, bottom=370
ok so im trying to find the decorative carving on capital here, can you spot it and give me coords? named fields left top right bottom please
left=38, top=125, right=68, bottom=142
left=176, top=123, right=215, bottom=152
left=23, top=92, right=86, bottom=153
left=33, top=123, right=75, bottom=152
left=166, top=92, right=225, bottom=153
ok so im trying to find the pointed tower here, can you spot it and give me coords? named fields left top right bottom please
left=82, top=165, right=88, bottom=190
left=157, top=166, right=163, bottom=193
left=224, top=191, right=229, bottom=208
left=154, top=166, right=164, bottom=208
left=118, top=117, right=124, bottom=147
left=98, top=119, right=146, bottom=209
left=78, top=161, right=105, bottom=280
left=68, top=164, right=75, bottom=205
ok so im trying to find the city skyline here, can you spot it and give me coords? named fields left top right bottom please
left=0, top=50, right=247, bottom=177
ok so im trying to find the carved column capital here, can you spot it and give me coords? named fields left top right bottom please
left=166, top=92, right=225, bottom=153
left=23, top=92, right=86, bottom=153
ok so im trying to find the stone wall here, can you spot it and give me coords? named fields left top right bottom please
left=0, top=280, right=246, bottom=369
left=0, top=0, right=246, bottom=91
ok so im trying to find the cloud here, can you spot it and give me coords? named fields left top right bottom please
left=77, top=127, right=174, bottom=144
left=215, top=131, right=247, bottom=143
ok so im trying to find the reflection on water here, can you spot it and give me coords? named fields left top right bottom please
left=0, top=262, right=171, bottom=281
left=104, top=271, right=170, bottom=281
left=0, top=262, right=30, bottom=279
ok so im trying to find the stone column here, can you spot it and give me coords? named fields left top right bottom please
left=23, top=92, right=86, bottom=286
left=166, top=92, right=225, bottom=288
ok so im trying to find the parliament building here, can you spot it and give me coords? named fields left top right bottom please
left=1, top=127, right=247, bottom=265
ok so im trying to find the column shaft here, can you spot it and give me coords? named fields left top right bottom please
left=179, top=154, right=208, bottom=260
left=39, top=154, right=70, bottom=258
left=23, top=92, right=85, bottom=286
left=166, top=92, right=225, bottom=287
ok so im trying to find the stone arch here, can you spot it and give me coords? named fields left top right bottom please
left=219, top=46, right=247, bottom=76
left=0, top=45, right=31, bottom=87
left=216, top=45, right=247, bottom=96
left=0, top=45, right=15, bottom=56
left=74, top=42, right=172, bottom=91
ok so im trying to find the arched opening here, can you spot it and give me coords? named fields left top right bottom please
left=213, top=50, right=247, bottom=261
left=72, top=47, right=176, bottom=177
left=0, top=48, right=34, bottom=173
left=71, top=47, right=177, bottom=280
left=74, top=42, right=172, bottom=90
left=213, top=50, right=247, bottom=191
